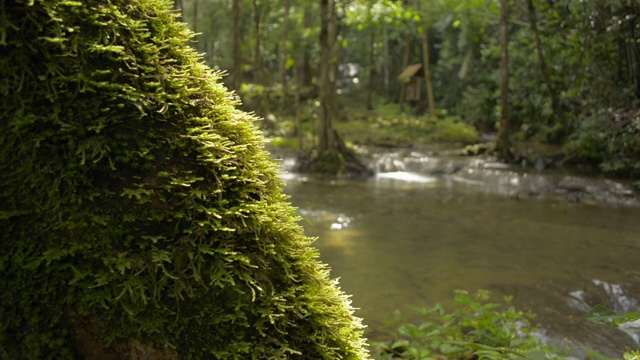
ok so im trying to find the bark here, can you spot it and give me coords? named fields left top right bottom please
left=494, top=0, right=512, bottom=159
left=280, top=0, right=290, bottom=111
left=232, top=0, right=242, bottom=91
left=420, top=27, right=437, bottom=118
left=366, top=22, right=376, bottom=110
left=415, top=0, right=436, bottom=118
left=383, top=22, right=390, bottom=99
left=294, top=64, right=303, bottom=151
left=318, top=0, right=336, bottom=154
left=253, top=0, right=270, bottom=115
left=304, top=0, right=368, bottom=176
left=253, top=0, right=263, bottom=84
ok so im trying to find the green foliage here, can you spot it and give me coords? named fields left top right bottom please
left=336, top=109, right=479, bottom=147
left=567, top=108, right=640, bottom=176
left=372, top=290, right=563, bottom=360
left=583, top=305, right=640, bottom=360
left=0, top=0, right=368, bottom=358
left=585, top=305, right=640, bottom=328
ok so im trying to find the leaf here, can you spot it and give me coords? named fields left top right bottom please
left=585, top=305, right=640, bottom=327
left=579, top=346, right=619, bottom=360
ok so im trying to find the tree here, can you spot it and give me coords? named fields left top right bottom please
left=493, top=0, right=512, bottom=158
left=416, top=0, right=437, bottom=118
left=280, top=0, right=291, bottom=111
left=525, top=0, right=561, bottom=136
left=0, top=0, right=369, bottom=358
left=232, top=0, right=242, bottom=92
left=318, top=0, right=339, bottom=157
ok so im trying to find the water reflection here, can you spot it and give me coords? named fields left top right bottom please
left=280, top=165, right=640, bottom=357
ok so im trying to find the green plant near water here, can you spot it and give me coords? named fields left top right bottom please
left=372, top=290, right=563, bottom=360
left=583, top=305, right=640, bottom=360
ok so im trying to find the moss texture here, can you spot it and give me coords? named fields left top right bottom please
left=0, top=1, right=369, bottom=358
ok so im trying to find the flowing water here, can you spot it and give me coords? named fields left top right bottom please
left=278, top=149, right=640, bottom=358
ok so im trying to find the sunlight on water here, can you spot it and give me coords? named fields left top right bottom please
left=375, top=171, right=437, bottom=184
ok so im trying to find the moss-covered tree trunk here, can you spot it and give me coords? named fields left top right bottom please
left=0, top=1, right=369, bottom=359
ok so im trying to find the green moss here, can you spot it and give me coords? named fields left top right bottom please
left=335, top=114, right=479, bottom=147
left=0, top=0, right=368, bottom=358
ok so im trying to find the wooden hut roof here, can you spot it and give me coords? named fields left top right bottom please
left=398, top=63, right=424, bottom=79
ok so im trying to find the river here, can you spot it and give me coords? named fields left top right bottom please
left=277, top=148, right=640, bottom=358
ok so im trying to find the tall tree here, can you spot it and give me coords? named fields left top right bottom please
left=280, top=0, right=291, bottom=111
left=365, top=0, right=377, bottom=110
left=416, top=0, right=436, bottom=118
left=232, top=0, right=242, bottom=91
left=494, top=0, right=512, bottom=158
left=526, top=0, right=560, bottom=125
left=399, top=0, right=414, bottom=111
left=318, top=0, right=338, bottom=156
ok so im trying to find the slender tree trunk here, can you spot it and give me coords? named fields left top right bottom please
left=253, top=0, right=263, bottom=85
left=526, top=0, right=560, bottom=117
left=280, top=0, right=291, bottom=112
left=383, top=22, right=390, bottom=99
left=294, top=64, right=303, bottom=151
left=366, top=18, right=376, bottom=111
left=494, top=0, right=512, bottom=159
left=399, top=9, right=413, bottom=112
left=232, top=0, right=242, bottom=92
left=301, top=7, right=313, bottom=87
left=415, top=0, right=436, bottom=118
left=253, top=0, right=270, bottom=115
left=318, top=0, right=337, bottom=155
left=420, top=27, right=437, bottom=118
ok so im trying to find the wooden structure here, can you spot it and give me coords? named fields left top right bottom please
left=398, top=63, right=424, bottom=102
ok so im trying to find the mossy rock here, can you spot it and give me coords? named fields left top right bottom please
left=0, top=1, right=368, bottom=359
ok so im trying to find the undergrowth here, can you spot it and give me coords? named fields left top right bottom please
left=371, top=290, right=565, bottom=360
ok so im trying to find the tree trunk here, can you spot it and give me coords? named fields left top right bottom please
left=253, top=0, right=270, bottom=116
left=253, top=0, right=263, bottom=85
left=318, top=0, right=336, bottom=155
left=399, top=9, right=413, bottom=112
left=420, top=27, right=437, bottom=118
left=494, top=0, right=512, bottom=159
left=232, top=0, right=242, bottom=92
left=366, top=19, right=376, bottom=111
left=294, top=63, right=304, bottom=151
left=415, top=0, right=436, bottom=118
left=280, top=0, right=291, bottom=112
left=383, top=22, right=390, bottom=99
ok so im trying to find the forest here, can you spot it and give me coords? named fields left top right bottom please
left=175, top=0, right=640, bottom=179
